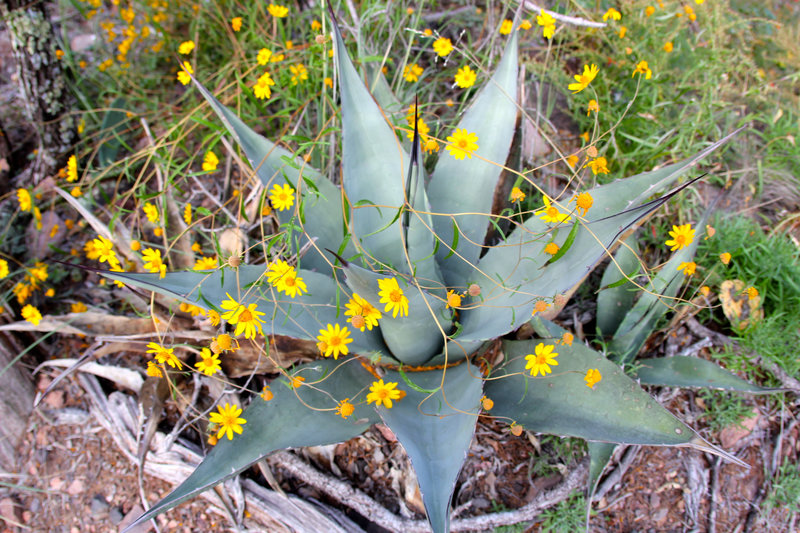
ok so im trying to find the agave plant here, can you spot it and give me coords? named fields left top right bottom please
left=115, top=13, right=744, bottom=532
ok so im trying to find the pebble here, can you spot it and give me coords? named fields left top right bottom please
left=90, top=494, right=109, bottom=519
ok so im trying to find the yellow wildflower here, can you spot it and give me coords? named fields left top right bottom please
left=202, top=150, right=219, bottom=171
left=403, top=63, right=423, bottom=83
left=535, top=195, right=572, bottom=224
left=445, top=128, right=478, bottom=160
left=632, top=60, right=652, bottom=80
left=603, top=8, right=622, bottom=21
left=665, top=224, right=695, bottom=251
left=21, top=304, right=42, bottom=325
left=432, top=37, right=453, bottom=57
left=316, top=323, right=353, bottom=360
left=454, top=65, right=476, bottom=88
left=499, top=19, right=513, bottom=35
left=267, top=4, right=289, bottom=17
left=585, top=369, right=602, bottom=389
left=268, top=183, right=295, bottom=211
left=178, top=41, right=195, bottom=54
left=209, top=403, right=246, bottom=440
left=568, top=64, right=598, bottom=93
left=231, top=17, right=242, bottom=32
left=525, top=343, right=558, bottom=376
left=378, top=277, right=409, bottom=318
left=366, top=379, right=403, bottom=408
left=17, top=189, right=32, bottom=212
left=177, top=61, right=193, bottom=85
left=254, top=71, right=276, bottom=99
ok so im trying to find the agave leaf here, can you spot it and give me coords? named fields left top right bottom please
left=126, top=359, right=380, bottom=529
left=429, top=31, right=519, bottom=286
left=456, top=184, right=677, bottom=344
left=585, top=441, right=617, bottom=527
left=102, top=266, right=386, bottom=354
left=98, top=97, right=128, bottom=166
left=405, top=113, right=444, bottom=286
left=486, top=318, right=698, bottom=445
left=331, top=12, right=410, bottom=270
left=338, top=261, right=451, bottom=365
left=190, top=78, right=350, bottom=273
left=378, top=363, right=482, bottom=533
left=634, top=356, right=781, bottom=393
left=455, top=128, right=741, bottom=345
left=608, top=209, right=709, bottom=365
left=596, top=239, right=641, bottom=337
left=587, top=441, right=616, bottom=495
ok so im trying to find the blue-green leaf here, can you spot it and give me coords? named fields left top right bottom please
left=98, top=97, right=128, bottom=166
left=428, top=32, right=519, bottom=286
left=596, top=239, right=641, bottom=337
left=455, top=129, right=741, bottom=345
left=126, top=359, right=379, bottom=529
left=190, top=78, right=350, bottom=273
left=633, top=356, right=782, bottom=393
left=338, top=261, right=450, bottom=365
left=379, top=363, right=482, bottom=533
left=332, top=13, right=409, bottom=270
left=103, top=266, right=386, bottom=354
left=486, top=319, right=698, bottom=445
left=609, top=209, right=709, bottom=365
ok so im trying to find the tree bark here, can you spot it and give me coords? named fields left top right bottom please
left=1, top=0, right=77, bottom=180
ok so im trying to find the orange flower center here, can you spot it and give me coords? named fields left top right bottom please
left=390, top=290, right=402, bottom=303
left=351, top=315, right=365, bottom=329
left=536, top=354, right=547, bottom=364
left=239, top=309, right=252, bottom=322
left=284, top=276, right=296, bottom=287
left=329, top=335, right=342, bottom=347
left=546, top=206, right=558, bottom=218
left=457, top=139, right=468, bottom=149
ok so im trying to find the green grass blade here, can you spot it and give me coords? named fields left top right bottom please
left=124, top=359, right=379, bottom=530
left=378, top=363, right=482, bottom=533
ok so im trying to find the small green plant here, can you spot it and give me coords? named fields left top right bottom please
left=98, top=9, right=745, bottom=533
left=537, top=492, right=586, bottom=533
left=765, top=462, right=800, bottom=515
left=698, top=390, right=756, bottom=432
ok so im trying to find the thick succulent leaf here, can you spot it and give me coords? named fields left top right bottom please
left=457, top=188, right=672, bottom=343
left=486, top=318, right=698, bottom=445
left=191, top=78, right=350, bottom=273
left=338, top=261, right=451, bottom=365
left=634, top=356, right=781, bottom=393
left=455, top=130, right=740, bottom=344
left=102, top=266, right=386, bottom=354
left=127, top=359, right=379, bottom=529
left=429, top=31, right=519, bottom=286
left=588, top=128, right=742, bottom=213
left=378, top=363, right=482, bottom=533
left=406, top=122, right=445, bottom=287
left=608, top=210, right=709, bottom=365
left=363, top=60, right=402, bottom=115
left=332, top=13, right=409, bottom=270
left=98, top=97, right=128, bottom=166
left=586, top=441, right=617, bottom=526
left=596, top=239, right=640, bottom=337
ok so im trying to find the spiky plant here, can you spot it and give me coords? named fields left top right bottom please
left=116, top=13, right=744, bottom=533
